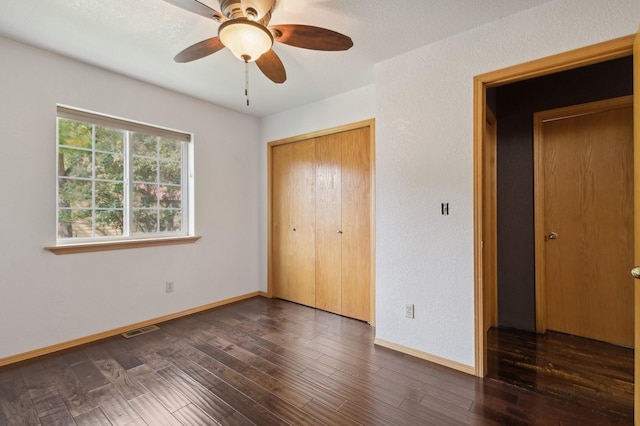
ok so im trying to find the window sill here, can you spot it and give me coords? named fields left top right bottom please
left=45, top=236, right=201, bottom=255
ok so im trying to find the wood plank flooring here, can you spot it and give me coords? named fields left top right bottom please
left=0, top=297, right=632, bottom=425
left=487, top=326, right=633, bottom=422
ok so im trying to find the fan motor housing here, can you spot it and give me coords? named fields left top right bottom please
left=219, top=0, right=274, bottom=24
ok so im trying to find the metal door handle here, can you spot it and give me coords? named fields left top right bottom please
left=631, top=266, right=640, bottom=279
left=337, top=230, right=343, bottom=234
left=547, top=232, right=558, bottom=240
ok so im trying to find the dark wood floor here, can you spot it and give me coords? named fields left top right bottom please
left=487, top=326, right=634, bottom=423
left=0, top=297, right=633, bottom=425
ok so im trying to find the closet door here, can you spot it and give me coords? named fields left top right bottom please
left=341, top=127, right=371, bottom=321
left=315, top=133, right=342, bottom=313
left=272, top=140, right=316, bottom=307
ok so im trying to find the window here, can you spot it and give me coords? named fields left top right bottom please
left=56, top=105, right=193, bottom=245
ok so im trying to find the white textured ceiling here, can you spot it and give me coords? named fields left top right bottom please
left=0, top=0, right=553, bottom=117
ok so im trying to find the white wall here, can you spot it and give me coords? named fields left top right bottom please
left=374, top=0, right=640, bottom=367
left=258, top=85, right=376, bottom=291
left=258, top=0, right=640, bottom=370
left=0, top=37, right=261, bottom=360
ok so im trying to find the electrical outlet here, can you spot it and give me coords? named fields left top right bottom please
left=405, top=303, right=414, bottom=319
left=166, top=281, right=174, bottom=293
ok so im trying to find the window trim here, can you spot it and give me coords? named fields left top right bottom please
left=45, top=235, right=201, bottom=255
left=53, top=105, right=196, bottom=250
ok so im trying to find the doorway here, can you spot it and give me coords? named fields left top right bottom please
left=473, top=35, right=636, bottom=417
left=491, top=57, right=633, bottom=334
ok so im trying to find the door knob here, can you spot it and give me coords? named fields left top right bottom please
left=291, top=227, right=296, bottom=232
left=547, top=232, right=558, bottom=240
left=337, top=230, right=343, bottom=234
left=631, top=266, right=640, bottom=279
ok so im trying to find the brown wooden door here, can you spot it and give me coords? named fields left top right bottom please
left=315, top=127, right=371, bottom=321
left=534, top=97, right=634, bottom=347
left=315, top=133, right=342, bottom=313
left=341, top=127, right=371, bottom=321
left=271, top=123, right=372, bottom=322
left=272, top=140, right=316, bottom=307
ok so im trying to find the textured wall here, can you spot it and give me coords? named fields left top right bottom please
left=0, top=37, right=261, bottom=360
left=374, top=0, right=640, bottom=367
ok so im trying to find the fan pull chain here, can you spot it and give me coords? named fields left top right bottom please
left=244, top=59, right=250, bottom=106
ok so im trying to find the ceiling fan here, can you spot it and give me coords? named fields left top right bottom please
left=166, top=0, right=353, bottom=84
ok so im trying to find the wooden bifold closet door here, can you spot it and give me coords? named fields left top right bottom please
left=272, top=139, right=316, bottom=308
left=271, top=125, right=371, bottom=322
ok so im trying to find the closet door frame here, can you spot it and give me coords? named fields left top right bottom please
left=267, top=119, right=376, bottom=324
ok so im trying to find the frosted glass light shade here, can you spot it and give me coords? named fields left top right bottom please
left=219, top=20, right=273, bottom=62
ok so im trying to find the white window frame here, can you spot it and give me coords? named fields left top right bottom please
left=54, top=105, right=195, bottom=247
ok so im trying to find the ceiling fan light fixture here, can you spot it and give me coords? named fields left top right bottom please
left=218, top=19, right=273, bottom=62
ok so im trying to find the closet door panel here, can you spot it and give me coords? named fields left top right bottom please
left=315, top=134, right=342, bottom=313
left=272, top=143, right=293, bottom=301
left=288, top=139, right=317, bottom=307
left=341, top=127, right=371, bottom=321
left=272, top=140, right=316, bottom=307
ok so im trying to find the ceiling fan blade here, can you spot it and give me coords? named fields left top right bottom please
left=270, top=25, right=353, bottom=51
left=174, top=37, right=225, bottom=63
left=161, top=0, right=225, bottom=21
left=256, top=49, right=286, bottom=83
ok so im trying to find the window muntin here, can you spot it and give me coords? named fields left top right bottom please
left=56, top=106, right=192, bottom=243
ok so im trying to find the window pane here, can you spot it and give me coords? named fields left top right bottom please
left=58, top=119, right=92, bottom=149
left=96, top=152, right=124, bottom=180
left=59, top=148, right=92, bottom=178
left=96, top=181, right=123, bottom=208
left=132, top=133, right=157, bottom=156
left=159, top=138, right=181, bottom=161
left=159, top=185, right=181, bottom=209
left=95, top=126, right=124, bottom=153
left=95, top=210, right=123, bottom=236
left=58, top=209, right=92, bottom=238
left=133, top=209, right=157, bottom=234
left=133, top=156, right=157, bottom=182
left=59, top=178, right=92, bottom=208
left=159, top=160, right=181, bottom=185
left=133, top=183, right=158, bottom=208
left=160, top=210, right=182, bottom=232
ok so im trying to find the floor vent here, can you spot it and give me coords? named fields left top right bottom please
left=121, top=325, right=159, bottom=339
